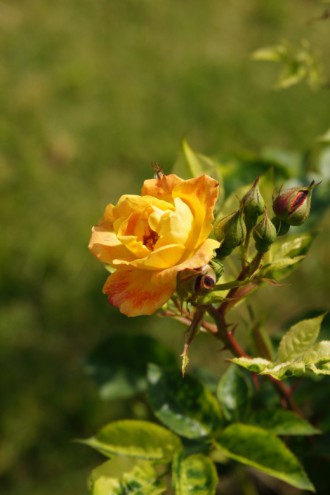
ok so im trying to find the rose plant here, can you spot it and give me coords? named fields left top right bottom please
left=82, top=142, right=329, bottom=495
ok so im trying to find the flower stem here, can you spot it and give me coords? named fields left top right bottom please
left=207, top=303, right=302, bottom=414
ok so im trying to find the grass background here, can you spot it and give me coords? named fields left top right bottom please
left=1, top=1, right=330, bottom=494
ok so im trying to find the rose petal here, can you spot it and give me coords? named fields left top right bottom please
left=150, top=197, right=193, bottom=250
left=88, top=226, right=136, bottom=265
left=103, top=268, right=176, bottom=317
left=173, top=175, right=219, bottom=255
left=141, top=174, right=183, bottom=202
left=103, top=237, right=219, bottom=316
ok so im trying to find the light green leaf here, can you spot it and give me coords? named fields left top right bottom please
left=81, top=420, right=182, bottom=462
left=147, top=364, right=223, bottom=439
left=231, top=357, right=271, bottom=374
left=259, top=256, right=305, bottom=280
left=173, top=453, right=218, bottom=495
left=215, top=424, right=315, bottom=491
left=251, top=44, right=287, bottom=62
left=89, top=459, right=166, bottom=495
left=275, top=65, right=307, bottom=89
left=85, top=334, right=176, bottom=400
left=172, top=140, right=224, bottom=211
left=278, top=314, right=326, bottom=362
left=172, top=140, right=222, bottom=182
left=318, top=128, right=330, bottom=144
left=247, top=409, right=321, bottom=436
left=235, top=343, right=330, bottom=380
left=272, top=233, right=313, bottom=260
left=217, top=365, right=252, bottom=422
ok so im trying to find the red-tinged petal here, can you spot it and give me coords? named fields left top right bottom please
left=102, top=237, right=219, bottom=316
left=103, top=268, right=177, bottom=316
left=141, top=174, right=183, bottom=202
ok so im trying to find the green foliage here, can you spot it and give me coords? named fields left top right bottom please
left=89, top=459, right=166, bottom=495
left=85, top=334, right=177, bottom=400
left=215, top=424, right=314, bottom=491
left=232, top=314, right=330, bottom=379
left=247, top=409, right=320, bottom=436
left=217, top=365, right=252, bottom=422
left=252, top=40, right=324, bottom=90
left=147, top=364, right=223, bottom=439
left=173, top=453, right=218, bottom=495
left=81, top=420, right=182, bottom=462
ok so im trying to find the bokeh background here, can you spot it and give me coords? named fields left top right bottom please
left=1, top=1, right=329, bottom=494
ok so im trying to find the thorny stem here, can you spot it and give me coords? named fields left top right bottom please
left=207, top=304, right=301, bottom=414
left=208, top=250, right=303, bottom=414
left=217, top=251, right=263, bottom=315
left=181, top=307, right=206, bottom=376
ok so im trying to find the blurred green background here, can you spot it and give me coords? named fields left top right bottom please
left=1, top=1, right=329, bottom=494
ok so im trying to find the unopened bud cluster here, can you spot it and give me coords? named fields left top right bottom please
left=176, top=177, right=318, bottom=302
left=213, top=178, right=318, bottom=258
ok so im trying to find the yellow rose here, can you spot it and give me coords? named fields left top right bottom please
left=88, top=174, right=220, bottom=316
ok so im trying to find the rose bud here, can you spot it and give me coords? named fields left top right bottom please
left=242, top=177, right=265, bottom=229
left=176, top=265, right=216, bottom=305
left=253, top=208, right=277, bottom=253
left=214, top=207, right=246, bottom=258
left=272, top=180, right=319, bottom=226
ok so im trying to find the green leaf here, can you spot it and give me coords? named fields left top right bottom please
left=172, top=139, right=222, bottom=183
left=85, top=334, right=176, bottom=400
left=278, top=314, right=326, bottom=362
left=318, top=128, right=330, bottom=144
left=259, top=256, right=305, bottom=280
left=231, top=357, right=271, bottom=374
left=89, top=459, right=166, bottom=495
left=247, top=409, right=321, bottom=436
left=147, top=364, right=223, bottom=439
left=215, top=424, right=315, bottom=491
left=173, top=453, right=218, bottom=495
left=272, top=233, right=313, bottom=259
left=233, top=342, right=330, bottom=380
left=251, top=44, right=287, bottom=62
left=81, top=420, right=182, bottom=462
left=217, top=365, right=252, bottom=422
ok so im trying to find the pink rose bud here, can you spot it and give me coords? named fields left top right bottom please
left=272, top=180, right=319, bottom=226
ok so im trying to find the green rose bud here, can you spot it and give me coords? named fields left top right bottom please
left=214, top=207, right=246, bottom=258
left=253, top=208, right=277, bottom=253
left=242, top=177, right=265, bottom=229
left=272, top=180, right=319, bottom=226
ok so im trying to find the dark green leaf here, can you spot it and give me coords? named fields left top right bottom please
left=147, top=364, right=223, bottom=439
left=217, top=365, right=252, bottom=422
left=173, top=453, right=218, bottom=495
left=215, top=424, right=315, bottom=491
left=247, top=409, right=320, bottom=436
left=85, top=334, right=176, bottom=400
left=81, top=420, right=182, bottom=462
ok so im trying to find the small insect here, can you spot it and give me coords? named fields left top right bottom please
left=151, top=162, right=164, bottom=179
